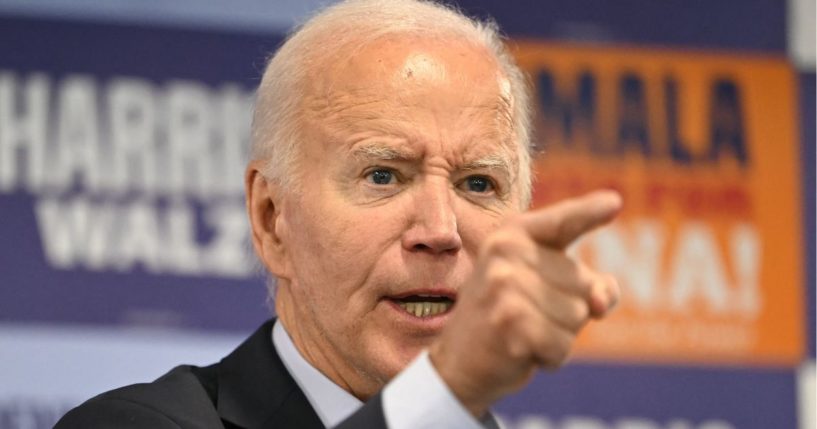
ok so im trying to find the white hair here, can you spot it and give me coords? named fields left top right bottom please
left=250, top=0, right=533, bottom=205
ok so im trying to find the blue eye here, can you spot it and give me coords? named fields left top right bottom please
left=368, top=169, right=394, bottom=185
left=465, top=176, right=493, bottom=193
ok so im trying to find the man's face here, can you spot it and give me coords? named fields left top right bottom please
left=273, top=36, right=523, bottom=396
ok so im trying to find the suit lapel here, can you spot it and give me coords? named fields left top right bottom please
left=484, top=414, right=502, bottom=429
left=213, top=319, right=500, bottom=429
left=215, top=319, right=325, bottom=429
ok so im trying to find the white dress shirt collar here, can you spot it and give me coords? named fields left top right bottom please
left=272, top=320, right=363, bottom=428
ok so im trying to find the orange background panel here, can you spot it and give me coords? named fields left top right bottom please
left=513, top=41, right=804, bottom=366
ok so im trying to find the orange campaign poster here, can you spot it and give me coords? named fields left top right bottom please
left=513, top=42, right=804, bottom=366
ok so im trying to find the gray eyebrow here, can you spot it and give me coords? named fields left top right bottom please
left=352, top=143, right=513, bottom=177
left=462, top=154, right=512, bottom=174
left=351, top=144, right=414, bottom=161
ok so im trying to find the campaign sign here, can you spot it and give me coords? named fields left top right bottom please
left=514, top=42, right=805, bottom=366
left=0, top=16, right=279, bottom=331
left=495, top=362, right=799, bottom=429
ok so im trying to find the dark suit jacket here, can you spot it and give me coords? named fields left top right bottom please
left=54, top=319, right=387, bottom=429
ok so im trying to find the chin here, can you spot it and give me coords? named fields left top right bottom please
left=375, top=334, right=433, bottom=376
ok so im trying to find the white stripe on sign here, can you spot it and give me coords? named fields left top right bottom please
left=0, top=322, right=243, bottom=404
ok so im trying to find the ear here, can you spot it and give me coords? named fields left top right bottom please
left=245, top=161, right=292, bottom=280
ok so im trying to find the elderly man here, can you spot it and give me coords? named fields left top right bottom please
left=57, top=0, right=621, bottom=428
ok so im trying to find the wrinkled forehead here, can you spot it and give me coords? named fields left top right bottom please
left=288, top=32, right=523, bottom=196
left=294, top=33, right=519, bottom=175
left=307, top=34, right=512, bottom=107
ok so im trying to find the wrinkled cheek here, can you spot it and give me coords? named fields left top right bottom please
left=310, top=217, right=383, bottom=285
left=290, top=212, right=357, bottom=280
left=295, top=241, right=374, bottom=314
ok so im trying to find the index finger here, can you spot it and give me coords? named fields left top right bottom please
left=521, top=190, right=622, bottom=249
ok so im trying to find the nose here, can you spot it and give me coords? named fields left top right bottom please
left=402, top=181, right=462, bottom=254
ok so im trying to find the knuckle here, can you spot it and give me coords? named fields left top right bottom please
left=538, top=331, right=574, bottom=370
left=482, top=227, right=529, bottom=258
left=573, top=262, right=596, bottom=295
left=544, top=293, right=587, bottom=332
left=481, top=234, right=509, bottom=257
left=488, top=294, right=526, bottom=329
left=569, top=298, right=590, bottom=326
left=484, top=261, right=519, bottom=293
left=504, top=328, right=531, bottom=361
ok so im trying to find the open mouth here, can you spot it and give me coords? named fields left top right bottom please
left=390, top=294, right=455, bottom=318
